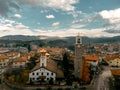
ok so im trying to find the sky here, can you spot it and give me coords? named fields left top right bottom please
left=0, top=0, right=120, bottom=37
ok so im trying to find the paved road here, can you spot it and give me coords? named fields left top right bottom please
left=93, top=65, right=112, bottom=90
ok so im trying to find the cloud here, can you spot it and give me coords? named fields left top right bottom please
left=0, top=20, right=120, bottom=37
left=99, top=8, right=120, bottom=24
left=46, top=15, right=55, bottom=19
left=19, top=0, right=79, bottom=11
left=67, top=10, right=83, bottom=18
left=15, top=23, right=29, bottom=29
left=98, top=8, right=120, bottom=34
left=0, top=0, right=19, bottom=16
left=40, top=10, right=49, bottom=13
left=0, top=23, right=34, bottom=37
left=52, top=22, right=60, bottom=26
left=34, top=27, right=120, bottom=37
left=13, top=14, right=22, bottom=18
left=0, top=18, right=33, bottom=36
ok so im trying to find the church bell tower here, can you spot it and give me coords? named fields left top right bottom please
left=74, top=33, right=83, bottom=78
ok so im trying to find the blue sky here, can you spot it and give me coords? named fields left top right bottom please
left=0, top=0, right=120, bottom=37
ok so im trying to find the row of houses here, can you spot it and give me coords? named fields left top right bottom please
left=0, top=47, right=66, bottom=84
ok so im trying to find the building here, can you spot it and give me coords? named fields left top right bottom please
left=12, top=54, right=29, bottom=68
left=111, top=68, right=120, bottom=87
left=7, top=52, right=20, bottom=60
left=29, top=49, right=64, bottom=84
left=0, top=55, right=9, bottom=68
left=109, top=58, right=120, bottom=67
left=37, top=47, right=63, bottom=60
left=74, top=33, right=83, bottom=78
left=85, top=55, right=99, bottom=66
left=0, top=48, right=9, bottom=54
left=80, top=58, right=91, bottom=84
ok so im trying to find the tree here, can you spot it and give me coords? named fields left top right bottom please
left=62, top=51, right=74, bottom=85
left=26, top=54, right=38, bottom=69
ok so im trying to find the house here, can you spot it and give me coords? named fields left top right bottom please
left=105, top=54, right=117, bottom=63
left=111, top=68, right=120, bottom=76
left=12, top=54, right=29, bottom=68
left=0, top=55, right=9, bottom=68
left=7, top=52, right=20, bottom=60
left=84, top=55, right=101, bottom=75
left=0, top=48, right=9, bottom=53
left=29, top=49, right=64, bottom=84
left=84, top=55, right=99, bottom=66
left=109, top=58, right=120, bottom=67
left=111, top=68, right=120, bottom=86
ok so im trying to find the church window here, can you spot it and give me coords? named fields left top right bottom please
left=47, top=73, right=49, bottom=75
left=37, top=72, right=39, bottom=75
left=32, top=72, right=34, bottom=75
left=42, top=63, right=44, bottom=66
left=41, top=72, right=43, bottom=75
left=47, top=78, right=49, bottom=80
left=51, top=73, right=53, bottom=75
left=37, top=78, right=39, bottom=80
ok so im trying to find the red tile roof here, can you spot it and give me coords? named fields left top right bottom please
left=0, top=55, right=9, bottom=59
left=85, top=55, right=99, bottom=61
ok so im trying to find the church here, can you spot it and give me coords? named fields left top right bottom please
left=29, top=49, right=64, bottom=84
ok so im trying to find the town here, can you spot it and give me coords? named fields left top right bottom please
left=0, top=34, right=119, bottom=90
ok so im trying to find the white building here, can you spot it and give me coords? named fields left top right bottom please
left=29, top=49, right=64, bottom=83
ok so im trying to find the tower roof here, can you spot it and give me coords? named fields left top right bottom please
left=45, top=53, right=50, bottom=56
left=40, top=49, right=46, bottom=53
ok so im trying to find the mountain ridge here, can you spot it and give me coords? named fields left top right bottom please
left=1, top=35, right=120, bottom=44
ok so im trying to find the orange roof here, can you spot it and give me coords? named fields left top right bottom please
left=85, top=55, right=99, bottom=61
left=7, top=52, right=20, bottom=57
left=13, top=56, right=27, bottom=62
left=38, top=47, right=62, bottom=51
left=45, top=53, right=50, bottom=56
left=40, top=49, right=46, bottom=53
left=21, top=53, right=29, bottom=58
left=111, top=69, right=120, bottom=76
left=105, top=54, right=117, bottom=60
left=0, top=55, right=9, bottom=59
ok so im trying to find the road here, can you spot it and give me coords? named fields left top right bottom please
left=93, top=65, right=112, bottom=90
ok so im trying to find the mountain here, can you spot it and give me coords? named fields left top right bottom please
left=64, top=36, right=120, bottom=44
left=0, top=35, right=65, bottom=41
left=1, top=35, right=120, bottom=45
left=0, top=35, right=40, bottom=41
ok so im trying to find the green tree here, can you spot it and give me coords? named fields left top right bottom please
left=62, top=51, right=74, bottom=85
left=26, top=54, right=38, bottom=69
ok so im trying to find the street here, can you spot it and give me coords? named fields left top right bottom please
left=93, top=65, right=112, bottom=90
